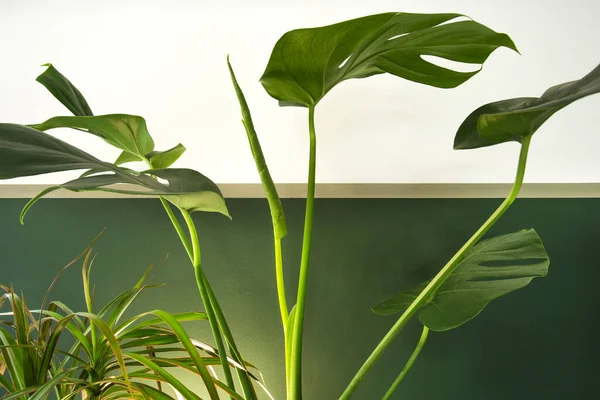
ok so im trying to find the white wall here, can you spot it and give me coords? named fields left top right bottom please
left=1, top=0, right=598, bottom=185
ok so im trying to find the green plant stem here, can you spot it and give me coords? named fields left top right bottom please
left=159, top=197, right=193, bottom=260
left=275, top=238, right=288, bottom=329
left=202, top=268, right=258, bottom=399
left=382, top=326, right=429, bottom=400
left=339, top=135, right=532, bottom=399
left=289, top=106, right=317, bottom=400
left=179, top=209, right=235, bottom=399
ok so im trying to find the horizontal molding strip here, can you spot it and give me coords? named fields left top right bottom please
left=0, top=183, right=599, bottom=198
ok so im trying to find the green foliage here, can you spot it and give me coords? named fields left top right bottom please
left=373, top=229, right=549, bottom=331
left=454, top=63, right=600, bottom=149
left=260, top=12, right=517, bottom=107
left=33, top=114, right=156, bottom=161
left=0, top=240, right=269, bottom=399
left=35, top=63, right=93, bottom=117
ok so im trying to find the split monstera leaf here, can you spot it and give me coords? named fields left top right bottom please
left=374, top=62, right=600, bottom=331
left=0, top=64, right=228, bottom=222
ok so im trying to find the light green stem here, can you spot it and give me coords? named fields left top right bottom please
left=159, top=197, right=193, bottom=260
left=179, top=209, right=236, bottom=399
left=276, top=238, right=288, bottom=329
left=339, top=136, right=532, bottom=399
left=289, top=107, right=317, bottom=400
left=382, top=326, right=429, bottom=400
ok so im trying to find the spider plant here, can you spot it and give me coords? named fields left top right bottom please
left=0, top=235, right=270, bottom=399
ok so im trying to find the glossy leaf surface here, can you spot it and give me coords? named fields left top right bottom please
left=261, top=13, right=517, bottom=107
left=373, top=229, right=549, bottom=331
left=454, top=63, right=600, bottom=149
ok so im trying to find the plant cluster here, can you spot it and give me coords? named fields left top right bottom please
left=0, top=11, right=598, bottom=400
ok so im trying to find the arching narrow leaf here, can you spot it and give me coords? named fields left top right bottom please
left=454, top=63, right=600, bottom=149
left=261, top=13, right=517, bottom=107
left=373, top=229, right=549, bottom=331
left=36, top=64, right=93, bottom=117
left=228, top=57, right=287, bottom=238
left=32, top=114, right=155, bottom=159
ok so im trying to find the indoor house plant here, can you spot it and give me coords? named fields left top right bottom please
left=0, top=10, right=598, bottom=400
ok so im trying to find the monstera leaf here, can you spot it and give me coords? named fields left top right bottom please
left=34, top=64, right=186, bottom=166
left=260, top=12, right=517, bottom=107
left=373, top=229, right=549, bottom=331
left=0, top=123, right=228, bottom=221
left=454, top=63, right=600, bottom=149
left=32, top=114, right=155, bottom=161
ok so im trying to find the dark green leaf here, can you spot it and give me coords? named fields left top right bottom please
left=148, top=143, right=186, bottom=169
left=36, top=64, right=93, bottom=117
left=454, top=63, right=600, bottom=149
left=261, top=13, right=517, bottom=107
left=32, top=114, right=155, bottom=158
left=0, top=123, right=112, bottom=179
left=373, top=229, right=549, bottom=331
left=0, top=124, right=228, bottom=220
left=228, top=57, right=287, bottom=238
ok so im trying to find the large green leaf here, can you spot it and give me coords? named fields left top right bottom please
left=36, top=64, right=93, bottom=117
left=260, top=13, right=517, bottom=107
left=0, top=124, right=228, bottom=219
left=32, top=114, right=155, bottom=160
left=373, top=229, right=549, bottom=331
left=454, top=63, right=600, bottom=149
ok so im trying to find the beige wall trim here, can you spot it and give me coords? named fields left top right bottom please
left=0, top=183, right=599, bottom=199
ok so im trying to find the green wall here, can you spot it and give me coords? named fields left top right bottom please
left=1, top=197, right=598, bottom=399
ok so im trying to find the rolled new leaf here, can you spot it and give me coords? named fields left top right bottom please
left=454, top=63, right=600, bottom=149
left=373, top=229, right=549, bottom=331
left=228, top=57, right=287, bottom=239
left=261, top=13, right=517, bottom=107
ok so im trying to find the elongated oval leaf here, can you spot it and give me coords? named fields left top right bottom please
left=228, top=57, right=287, bottom=238
left=32, top=114, right=155, bottom=158
left=36, top=64, right=93, bottom=117
left=373, top=229, right=549, bottom=331
left=454, top=63, right=600, bottom=149
left=260, top=13, right=517, bottom=107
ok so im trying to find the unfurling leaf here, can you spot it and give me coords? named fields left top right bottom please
left=261, top=13, right=517, bottom=107
left=36, top=64, right=93, bottom=117
left=454, top=63, right=600, bottom=149
left=373, top=229, right=549, bottom=331
left=228, top=57, right=287, bottom=239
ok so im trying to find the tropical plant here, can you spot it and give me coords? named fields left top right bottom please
left=0, top=10, right=598, bottom=400
left=227, top=12, right=600, bottom=400
left=0, top=234, right=270, bottom=399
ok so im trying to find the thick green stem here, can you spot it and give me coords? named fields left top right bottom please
left=180, top=210, right=236, bottom=398
left=382, top=326, right=430, bottom=400
left=289, top=107, right=317, bottom=400
left=340, top=136, right=532, bottom=399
